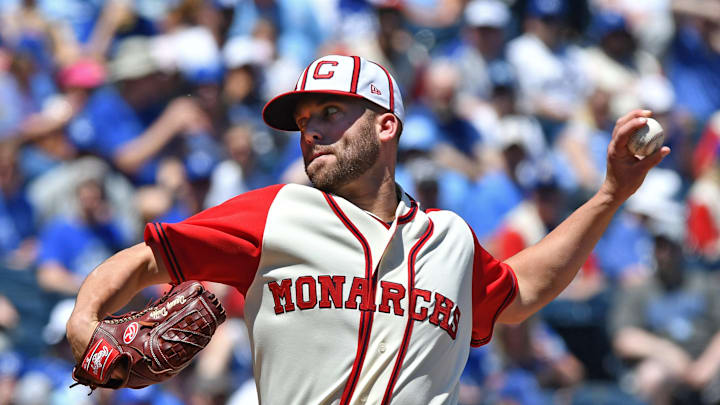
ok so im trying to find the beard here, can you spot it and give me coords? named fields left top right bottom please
left=305, top=117, right=380, bottom=193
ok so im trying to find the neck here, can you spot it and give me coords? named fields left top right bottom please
left=334, top=167, right=398, bottom=223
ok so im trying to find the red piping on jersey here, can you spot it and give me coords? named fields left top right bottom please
left=151, top=223, right=180, bottom=282
left=370, top=61, right=395, bottom=111
left=397, top=195, right=418, bottom=224
left=367, top=193, right=418, bottom=229
left=367, top=213, right=391, bottom=229
left=323, top=193, right=375, bottom=405
left=158, top=224, right=185, bottom=282
left=350, top=56, right=360, bottom=93
left=153, top=222, right=185, bottom=282
left=381, top=219, right=434, bottom=404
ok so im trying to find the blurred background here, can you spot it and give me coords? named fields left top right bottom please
left=0, top=0, right=719, bottom=403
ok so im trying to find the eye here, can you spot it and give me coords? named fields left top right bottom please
left=324, top=106, right=340, bottom=118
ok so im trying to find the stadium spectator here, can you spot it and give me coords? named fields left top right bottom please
left=408, top=58, right=484, bottom=179
left=205, top=124, right=276, bottom=208
left=595, top=168, right=684, bottom=286
left=0, top=142, right=37, bottom=270
left=507, top=0, right=590, bottom=140
left=666, top=1, right=720, bottom=123
left=36, top=178, right=130, bottom=296
left=68, top=36, right=212, bottom=185
left=454, top=0, right=513, bottom=102
left=557, top=88, right=615, bottom=194
left=494, top=317, right=585, bottom=403
left=221, top=36, right=273, bottom=126
left=610, top=232, right=720, bottom=404
left=464, top=61, right=548, bottom=176
left=579, top=11, right=662, bottom=120
left=686, top=164, right=720, bottom=267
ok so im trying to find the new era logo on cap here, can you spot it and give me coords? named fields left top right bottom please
left=262, top=55, right=404, bottom=131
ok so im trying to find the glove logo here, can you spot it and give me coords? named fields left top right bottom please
left=149, top=294, right=186, bottom=320
left=91, top=346, right=110, bottom=375
left=81, top=338, right=119, bottom=380
left=123, top=322, right=139, bottom=344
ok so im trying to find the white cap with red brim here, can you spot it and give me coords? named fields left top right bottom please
left=262, top=55, right=405, bottom=131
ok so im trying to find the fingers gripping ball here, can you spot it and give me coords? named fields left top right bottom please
left=71, top=281, right=226, bottom=391
left=628, top=117, right=664, bottom=157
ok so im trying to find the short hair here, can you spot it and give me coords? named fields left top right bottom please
left=363, top=100, right=403, bottom=141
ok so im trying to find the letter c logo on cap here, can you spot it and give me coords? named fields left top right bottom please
left=313, top=61, right=339, bottom=80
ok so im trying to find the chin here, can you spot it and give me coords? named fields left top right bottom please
left=308, top=176, right=341, bottom=193
left=307, top=170, right=350, bottom=194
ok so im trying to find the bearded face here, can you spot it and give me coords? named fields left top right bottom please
left=304, top=112, right=380, bottom=193
left=294, top=95, right=384, bottom=194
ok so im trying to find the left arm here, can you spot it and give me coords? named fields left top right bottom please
left=498, top=110, right=670, bottom=323
left=686, top=331, right=720, bottom=389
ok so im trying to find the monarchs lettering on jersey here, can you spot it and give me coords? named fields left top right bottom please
left=267, top=276, right=460, bottom=339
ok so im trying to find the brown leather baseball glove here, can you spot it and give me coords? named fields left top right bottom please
left=71, top=281, right=226, bottom=390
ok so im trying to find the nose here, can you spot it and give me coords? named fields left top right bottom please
left=301, top=120, right=323, bottom=145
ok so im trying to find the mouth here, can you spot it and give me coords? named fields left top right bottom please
left=310, top=151, right=332, bottom=163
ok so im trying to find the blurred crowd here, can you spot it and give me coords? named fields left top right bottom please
left=1, top=0, right=720, bottom=404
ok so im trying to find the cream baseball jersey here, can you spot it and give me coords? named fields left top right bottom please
left=144, top=183, right=517, bottom=405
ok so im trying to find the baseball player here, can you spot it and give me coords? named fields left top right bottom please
left=66, top=55, right=669, bottom=404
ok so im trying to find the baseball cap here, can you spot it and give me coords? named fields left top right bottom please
left=262, top=55, right=405, bottom=131
left=637, top=74, right=675, bottom=114
left=465, top=0, right=510, bottom=28
left=625, top=168, right=685, bottom=242
left=58, top=58, right=106, bottom=89
left=488, top=60, right=517, bottom=90
left=588, top=11, right=629, bottom=40
left=526, top=0, right=566, bottom=18
left=109, top=36, right=159, bottom=81
left=223, top=36, right=274, bottom=69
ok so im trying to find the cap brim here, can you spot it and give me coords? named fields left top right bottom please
left=262, top=90, right=366, bottom=131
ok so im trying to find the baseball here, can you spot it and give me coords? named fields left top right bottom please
left=627, top=117, right=664, bottom=157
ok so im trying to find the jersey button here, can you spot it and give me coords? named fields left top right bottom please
left=379, top=342, right=386, bottom=353
left=360, top=395, right=368, bottom=403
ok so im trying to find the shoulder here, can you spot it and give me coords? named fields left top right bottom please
left=40, top=218, right=86, bottom=245
left=424, top=208, right=475, bottom=240
left=195, top=183, right=325, bottom=219
left=41, top=217, right=75, bottom=234
left=217, top=183, right=288, bottom=207
left=87, top=86, right=125, bottom=111
left=507, top=34, right=540, bottom=54
left=425, top=207, right=464, bottom=222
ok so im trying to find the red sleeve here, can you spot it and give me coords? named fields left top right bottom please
left=469, top=227, right=518, bottom=347
left=687, top=201, right=718, bottom=253
left=144, top=184, right=285, bottom=295
left=692, top=125, right=720, bottom=178
left=493, top=226, right=526, bottom=261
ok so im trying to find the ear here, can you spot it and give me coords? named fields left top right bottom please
left=377, top=112, right=399, bottom=143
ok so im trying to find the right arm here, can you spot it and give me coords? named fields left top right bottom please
left=114, top=98, right=210, bottom=174
left=613, top=327, right=692, bottom=374
left=65, top=242, right=171, bottom=361
left=37, top=262, right=84, bottom=295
